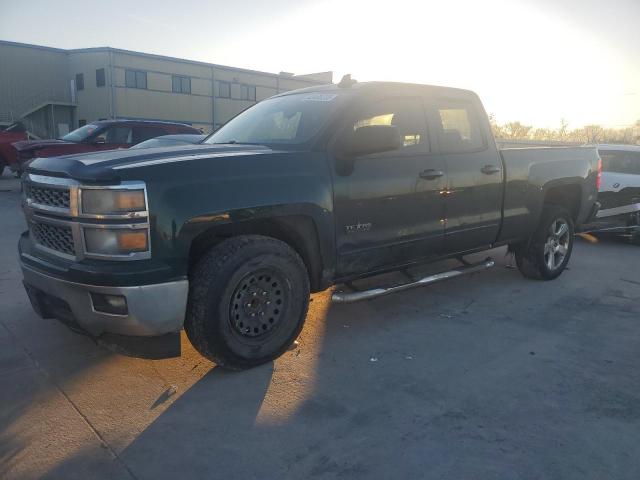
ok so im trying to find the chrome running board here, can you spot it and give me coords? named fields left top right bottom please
left=331, top=257, right=495, bottom=304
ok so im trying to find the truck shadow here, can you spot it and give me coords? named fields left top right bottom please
left=108, top=250, right=536, bottom=479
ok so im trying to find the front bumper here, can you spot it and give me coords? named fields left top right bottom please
left=21, top=262, right=188, bottom=337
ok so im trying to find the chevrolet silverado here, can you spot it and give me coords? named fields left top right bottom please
left=19, top=80, right=600, bottom=368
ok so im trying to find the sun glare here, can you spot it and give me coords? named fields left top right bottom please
left=229, top=0, right=639, bottom=129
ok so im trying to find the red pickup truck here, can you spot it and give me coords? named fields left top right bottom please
left=1, top=119, right=200, bottom=176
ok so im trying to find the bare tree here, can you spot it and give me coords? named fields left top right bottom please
left=503, top=121, right=532, bottom=140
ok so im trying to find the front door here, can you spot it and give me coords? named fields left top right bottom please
left=428, top=98, right=503, bottom=254
left=333, top=96, right=447, bottom=277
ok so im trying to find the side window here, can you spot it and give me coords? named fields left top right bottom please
left=600, top=151, right=640, bottom=175
left=172, top=75, right=191, bottom=94
left=96, top=68, right=106, bottom=87
left=434, top=101, right=485, bottom=153
left=241, top=84, right=256, bottom=101
left=352, top=97, right=428, bottom=153
left=76, top=73, right=84, bottom=91
left=95, top=126, right=133, bottom=144
left=125, top=70, right=147, bottom=89
left=218, top=81, right=231, bottom=98
left=132, top=127, right=167, bottom=144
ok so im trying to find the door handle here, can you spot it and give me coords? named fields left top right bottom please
left=419, top=169, right=444, bottom=180
left=481, top=165, right=502, bottom=175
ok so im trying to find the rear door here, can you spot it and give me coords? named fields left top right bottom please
left=333, top=96, right=447, bottom=276
left=427, top=97, right=503, bottom=253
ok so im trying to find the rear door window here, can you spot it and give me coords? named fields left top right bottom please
left=433, top=100, right=485, bottom=153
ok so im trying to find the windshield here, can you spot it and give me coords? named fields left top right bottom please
left=62, top=123, right=101, bottom=142
left=205, top=92, right=344, bottom=146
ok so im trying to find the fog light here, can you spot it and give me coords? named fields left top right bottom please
left=91, top=293, right=128, bottom=315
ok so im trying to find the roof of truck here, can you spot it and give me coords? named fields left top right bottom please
left=275, top=81, right=477, bottom=98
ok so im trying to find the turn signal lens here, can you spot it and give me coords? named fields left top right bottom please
left=117, top=230, right=148, bottom=251
left=596, top=157, right=603, bottom=190
left=84, top=228, right=149, bottom=255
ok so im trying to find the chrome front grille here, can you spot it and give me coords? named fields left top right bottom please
left=31, top=222, right=75, bottom=256
left=25, top=184, right=71, bottom=209
left=22, top=174, right=150, bottom=261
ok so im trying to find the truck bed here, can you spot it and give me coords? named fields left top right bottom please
left=498, top=146, right=600, bottom=242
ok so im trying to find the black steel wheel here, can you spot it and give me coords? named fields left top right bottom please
left=229, top=269, right=287, bottom=339
left=185, top=235, right=310, bottom=369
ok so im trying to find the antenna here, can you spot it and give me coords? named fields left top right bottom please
left=338, top=74, right=356, bottom=88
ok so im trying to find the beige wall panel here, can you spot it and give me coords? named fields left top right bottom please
left=191, top=78, right=211, bottom=96
left=115, top=88, right=212, bottom=124
left=68, top=51, right=111, bottom=122
left=147, top=72, right=171, bottom=91
left=256, top=86, right=278, bottom=101
left=114, top=52, right=211, bottom=79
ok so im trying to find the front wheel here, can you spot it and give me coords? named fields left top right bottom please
left=514, top=205, right=575, bottom=280
left=185, top=235, right=310, bottom=370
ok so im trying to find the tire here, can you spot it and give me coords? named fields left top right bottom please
left=514, top=205, right=575, bottom=280
left=185, top=235, right=310, bottom=370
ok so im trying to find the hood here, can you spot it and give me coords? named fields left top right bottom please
left=12, top=139, right=73, bottom=151
left=26, top=143, right=274, bottom=183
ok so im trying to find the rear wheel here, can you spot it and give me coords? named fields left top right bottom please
left=514, top=205, right=574, bottom=280
left=185, top=235, right=310, bottom=370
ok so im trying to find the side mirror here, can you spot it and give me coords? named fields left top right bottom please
left=339, top=125, right=402, bottom=158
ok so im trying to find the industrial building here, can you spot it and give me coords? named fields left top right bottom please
left=0, top=40, right=332, bottom=138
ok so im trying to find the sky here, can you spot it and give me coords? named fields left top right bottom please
left=1, top=0, right=639, bottom=129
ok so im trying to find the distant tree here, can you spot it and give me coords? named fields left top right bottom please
left=488, top=113, right=504, bottom=139
left=581, top=125, right=605, bottom=144
left=558, top=118, right=569, bottom=141
left=490, top=117, right=639, bottom=145
left=503, top=121, right=532, bottom=140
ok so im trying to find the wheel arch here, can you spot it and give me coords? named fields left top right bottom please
left=542, top=182, right=582, bottom=222
left=186, top=214, right=328, bottom=292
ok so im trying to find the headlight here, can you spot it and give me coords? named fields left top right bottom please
left=81, top=189, right=146, bottom=215
left=84, top=227, right=149, bottom=256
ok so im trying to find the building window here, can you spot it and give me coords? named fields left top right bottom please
left=240, top=84, right=256, bottom=101
left=78, top=119, right=87, bottom=127
left=125, top=69, right=147, bottom=89
left=172, top=75, right=191, bottom=94
left=218, top=81, right=231, bottom=98
left=96, top=68, right=106, bottom=87
left=76, top=73, right=84, bottom=91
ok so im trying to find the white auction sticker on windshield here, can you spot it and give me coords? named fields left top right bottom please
left=302, top=93, right=337, bottom=102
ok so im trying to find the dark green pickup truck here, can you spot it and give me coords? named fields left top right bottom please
left=19, top=80, right=600, bottom=368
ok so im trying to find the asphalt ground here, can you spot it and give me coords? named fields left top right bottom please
left=1, top=171, right=639, bottom=479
